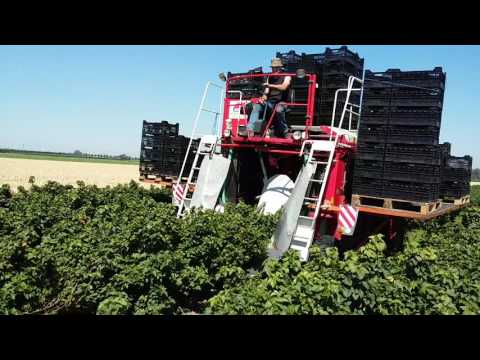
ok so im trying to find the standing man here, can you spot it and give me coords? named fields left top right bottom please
left=246, top=58, right=292, bottom=138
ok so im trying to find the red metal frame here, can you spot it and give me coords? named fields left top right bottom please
left=222, top=72, right=317, bottom=151
left=223, top=72, right=347, bottom=242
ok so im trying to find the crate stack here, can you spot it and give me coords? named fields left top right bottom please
left=140, top=120, right=199, bottom=179
left=315, top=47, right=364, bottom=127
left=227, top=67, right=265, bottom=100
left=276, top=46, right=364, bottom=127
left=353, top=67, right=447, bottom=203
left=275, top=50, right=314, bottom=128
left=440, top=154, right=472, bottom=200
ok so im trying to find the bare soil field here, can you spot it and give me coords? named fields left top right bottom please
left=0, top=158, right=158, bottom=191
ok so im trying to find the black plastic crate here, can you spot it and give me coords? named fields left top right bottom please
left=382, top=180, right=440, bottom=202
left=362, top=105, right=391, bottom=115
left=324, top=46, right=363, bottom=63
left=353, top=159, right=384, bottom=179
left=227, top=80, right=264, bottom=99
left=362, top=97, right=393, bottom=107
left=290, top=87, right=309, bottom=102
left=142, top=120, right=179, bottom=137
left=361, top=113, right=442, bottom=128
left=321, top=74, right=352, bottom=88
left=140, top=149, right=163, bottom=162
left=141, top=136, right=174, bottom=148
left=360, top=115, right=391, bottom=126
left=440, top=180, right=470, bottom=199
left=356, top=142, right=386, bottom=161
left=277, top=51, right=321, bottom=73
left=441, top=168, right=471, bottom=182
left=446, top=155, right=472, bottom=169
left=365, top=97, right=443, bottom=108
left=389, top=105, right=443, bottom=114
left=390, top=87, right=444, bottom=98
left=352, top=177, right=384, bottom=197
left=390, top=97, right=443, bottom=108
left=441, top=180, right=470, bottom=189
left=440, top=188, right=470, bottom=199
left=319, top=89, right=359, bottom=104
left=439, top=142, right=451, bottom=156
left=362, top=87, right=393, bottom=98
left=388, top=112, right=441, bottom=127
left=276, top=50, right=302, bottom=64
left=365, top=68, right=446, bottom=90
left=385, top=125, right=440, bottom=145
left=358, top=124, right=388, bottom=142
left=301, top=53, right=326, bottom=65
left=383, top=162, right=441, bottom=184
left=322, top=61, right=363, bottom=77
left=363, top=76, right=395, bottom=89
left=384, top=144, right=442, bottom=165
left=385, top=67, right=445, bottom=81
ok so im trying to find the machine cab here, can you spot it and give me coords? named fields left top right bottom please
left=221, top=69, right=319, bottom=150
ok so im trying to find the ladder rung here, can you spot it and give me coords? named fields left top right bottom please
left=345, top=109, right=360, bottom=116
left=291, top=239, right=308, bottom=247
left=310, top=179, right=324, bottom=183
left=201, top=108, right=220, bottom=114
left=293, top=234, right=311, bottom=241
left=193, top=167, right=201, bottom=170
left=315, top=161, right=329, bottom=164
left=298, top=215, right=314, bottom=220
left=304, top=197, right=319, bottom=201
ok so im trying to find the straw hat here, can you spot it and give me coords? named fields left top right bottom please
left=270, top=58, right=283, bottom=67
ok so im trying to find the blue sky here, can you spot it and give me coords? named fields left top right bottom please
left=0, top=45, right=478, bottom=167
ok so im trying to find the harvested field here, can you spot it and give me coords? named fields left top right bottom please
left=0, top=158, right=158, bottom=191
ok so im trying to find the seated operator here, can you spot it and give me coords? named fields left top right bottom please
left=246, top=58, right=292, bottom=138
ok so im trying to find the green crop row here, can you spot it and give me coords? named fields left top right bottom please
left=1, top=182, right=478, bottom=315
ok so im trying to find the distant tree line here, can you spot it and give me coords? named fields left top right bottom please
left=472, top=168, right=480, bottom=182
left=0, top=148, right=139, bottom=161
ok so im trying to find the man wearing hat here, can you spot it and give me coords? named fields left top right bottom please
left=246, top=58, right=292, bottom=138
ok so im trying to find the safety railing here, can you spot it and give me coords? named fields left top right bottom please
left=226, top=72, right=317, bottom=140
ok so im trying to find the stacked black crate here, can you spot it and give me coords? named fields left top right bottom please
left=140, top=120, right=180, bottom=177
left=162, top=135, right=200, bottom=178
left=383, top=68, right=445, bottom=202
left=317, top=47, right=364, bottom=127
left=276, top=50, right=320, bottom=128
left=277, top=47, right=364, bottom=128
left=440, top=155, right=472, bottom=199
left=352, top=81, right=390, bottom=198
left=354, top=68, right=446, bottom=203
left=227, top=67, right=265, bottom=100
left=140, top=120, right=200, bottom=178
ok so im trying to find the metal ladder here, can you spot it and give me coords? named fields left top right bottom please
left=288, top=140, right=336, bottom=260
left=174, top=81, right=224, bottom=216
left=286, top=75, right=365, bottom=261
left=176, top=135, right=218, bottom=218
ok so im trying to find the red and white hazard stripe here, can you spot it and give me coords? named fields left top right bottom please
left=338, top=204, right=359, bottom=235
left=173, top=183, right=185, bottom=204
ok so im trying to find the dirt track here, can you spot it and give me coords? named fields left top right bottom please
left=0, top=158, right=156, bottom=190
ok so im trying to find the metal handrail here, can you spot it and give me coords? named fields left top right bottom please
left=175, top=81, right=225, bottom=193
left=329, top=75, right=364, bottom=142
